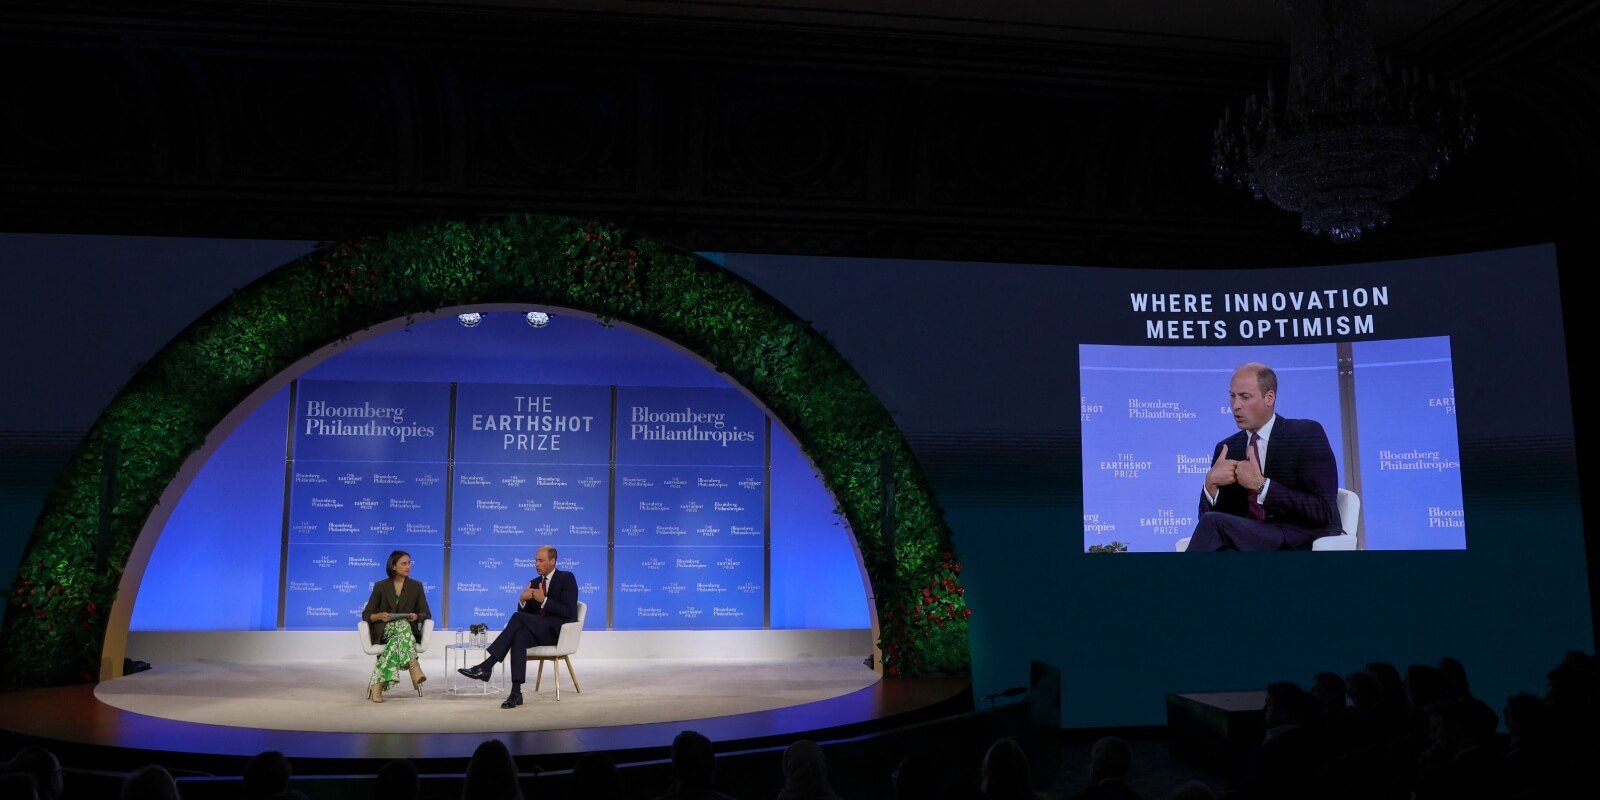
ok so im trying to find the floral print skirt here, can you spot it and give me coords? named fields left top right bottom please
left=369, top=618, right=419, bottom=690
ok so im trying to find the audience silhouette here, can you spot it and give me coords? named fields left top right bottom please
left=3, top=747, right=62, bottom=800
left=463, top=738, right=524, bottom=800
left=375, top=758, right=420, bottom=800
left=654, top=730, right=736, bottom=800
left=242, top=750, right=293, bottom=800
left=4, top=648, right=1595, bottom=800
left=980, top=736, right=1050, bottom=800
left=1070, top=736, right=1143, bottom=800
left=570, top=751, right=623, bottom=800
left=119, top=765, right=180, bottom=800
left=774, top=740, right=841, bottom=800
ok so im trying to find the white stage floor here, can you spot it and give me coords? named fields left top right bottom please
left=94, top=656, right=882, bottom=734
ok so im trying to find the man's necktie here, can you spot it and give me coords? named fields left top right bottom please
left=538, top=574, right=548, bottom=615
left=1247, top=432, right=1267, bottom=521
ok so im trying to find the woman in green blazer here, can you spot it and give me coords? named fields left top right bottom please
left=362, top=550, right=433, bottom=702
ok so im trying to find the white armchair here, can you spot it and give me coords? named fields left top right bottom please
left=525, top=600, right=586, bottom=700
left=357, top=618, right=435, bottom=696
left=1311, top=488, right=1361, bottom=551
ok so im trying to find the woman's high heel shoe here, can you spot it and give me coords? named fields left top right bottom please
left=368, top=682, right=385, bottom=703
left=408, top=660, right=427, bottom=695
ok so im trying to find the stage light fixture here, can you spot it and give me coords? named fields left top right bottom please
left=525, top=311, right=551, bottom=328
left=458, top=312, right=483, bottom=327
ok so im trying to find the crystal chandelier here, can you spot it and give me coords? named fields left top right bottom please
left=1212, top=0, right=1477, bottom=242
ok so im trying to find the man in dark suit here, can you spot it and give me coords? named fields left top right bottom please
left=458, top=544, right=579, bottom=708
left=1184, top=362, right=1341, bottom=551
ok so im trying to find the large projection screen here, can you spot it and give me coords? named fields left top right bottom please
left=723, top=244, right=1591, bottom=727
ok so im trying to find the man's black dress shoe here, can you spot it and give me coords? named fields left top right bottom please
left=457, top=663, right=493, bottom=682
left=500, top=690, right=523, bottom=709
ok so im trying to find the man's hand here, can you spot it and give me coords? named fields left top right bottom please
left=1204, top=444, right=1237, bottom=495
left=519, top=586, right=536, bottom=603
left=530, top=586, right=547, bottom=604
left=1235, top=440, right=1265, bottom=492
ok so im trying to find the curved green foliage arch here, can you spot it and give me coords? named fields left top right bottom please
left=1, top=215, right=969, bottom=686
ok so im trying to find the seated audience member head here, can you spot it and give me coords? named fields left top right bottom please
left=1437, top=656, right=1473, bottom=699
left=120, top=765, right=179, bottom=800
left=1311, top=672, right=1347, bottom=716
left=668, top=730, right=717, bottom=794
left=1504, top=691, right=1552, bottom=743
left=980, top=736, right=1042, bottom=800
left=571, top=751, right=620, bottom=800
left=375, top=759, right=420, bottom=800
left=243, top=750, right=292, bottom=800
left=1406, top=664, right=1454, bottom=709
left=1264, top=681, right=1319, bottom=729
left=4, top=747, right=63, bottom=800
left=1364, top=662, right=1406, bottom=704
left=892, top=754, right=940, bottom=800
left=1168, top=780, right=1217, bottom=800
left=1088, top=736, right=1132, bottom=785
left=0, top=772, right=40, bottom=800
left=777, top=739, right=839, bottom=800
left=463, top=739, right=522, bottom=800
left=1345, top=671, right=1380, bottom=711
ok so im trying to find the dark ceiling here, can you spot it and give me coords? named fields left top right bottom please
left=0, top=0, right=1596, bottom=267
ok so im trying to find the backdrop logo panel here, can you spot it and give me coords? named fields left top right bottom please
left=284, top=543, right=442, bottom=629
left=454, top=384, right=612, bottom=464
left=294, top=380, right=450, bottom=463
left=452, top=464, right=609, bottom=547
left=612, top=545, right=763, bottom=628
left=615, top=466, right=765, bottom=544
left=615, top=387, right=765, bottom=466
left=289, top=462, right=447, bottom=544
left=1352, top=337, right=1466, bottom=550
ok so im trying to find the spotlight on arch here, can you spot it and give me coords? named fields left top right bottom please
left=457, top=312, right=483, bottom=328
left=525, top=311, right=551, bottom=328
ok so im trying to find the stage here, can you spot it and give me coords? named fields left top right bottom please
left=0, top=629, right=972, bottom=771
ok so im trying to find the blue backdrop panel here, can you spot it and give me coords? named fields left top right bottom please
left=288, top=461, right=447, bottom=544
left=615, top=387, right=765, bottom=466
left=613, top=545, right=764, bottom=629
left=615, top=466, right=765, bottom=545
left=293, top=380, right=450, bottom=463
left=449, top=543, right=607, bottom=630
left=454, top=383, right=612, bottom=464
left=1353, top=337, right=1465, bottom=550
left=1079, top=343, right=1343, bottom=552
left=452, top=463, right=609, bottom=548
left=283, top=543, right=443, bottom=629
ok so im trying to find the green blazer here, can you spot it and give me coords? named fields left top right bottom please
left=361, top=577, right=432, bottom=646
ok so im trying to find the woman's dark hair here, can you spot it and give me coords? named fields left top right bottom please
left=463, top=739, right=522, bottom=800
left=385, top=550, right=412, bottom=580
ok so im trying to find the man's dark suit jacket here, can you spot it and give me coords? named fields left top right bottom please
left=361, top=577, right=432, bottom=646
left=517, top=569, right=579, bottom=644
left=1199, top=415, right=1342, bottom=550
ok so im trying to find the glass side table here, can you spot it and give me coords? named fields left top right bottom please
left=445, top=632, right=505, bottom=695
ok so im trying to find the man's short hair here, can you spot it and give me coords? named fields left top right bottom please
left=538, top=545, right=559, bottom=561
left=1238, top=362, right=1278, bottom=395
